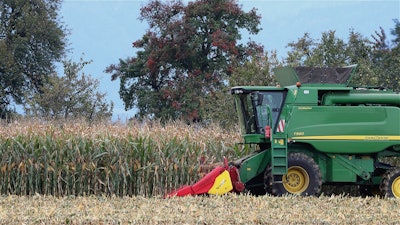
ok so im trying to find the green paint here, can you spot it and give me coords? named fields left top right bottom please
left=231, top=66, right=400, bottom=190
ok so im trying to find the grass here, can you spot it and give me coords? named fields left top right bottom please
left=0, top=194, right=399, bottom=224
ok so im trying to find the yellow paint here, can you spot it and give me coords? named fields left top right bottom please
left=292, top=135, right=400, bottom=141
left=298, top=106, right=312, bottom=110
left=392, top=177, right=400, bottom=198
left=207, top=170, right=233, bottom=195
left=283, top=166, right=310, bottom=194
left=274, top=139, right=284, bottom=145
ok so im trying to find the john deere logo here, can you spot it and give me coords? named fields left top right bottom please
left=274, top=139, right=285, bottom=145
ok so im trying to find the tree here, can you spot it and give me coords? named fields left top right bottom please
left=202, top=50, right=280, bottom=128
left=25, top=59, right=113, bottom=121
left=371, top=20, right=400, bottom=91
left=285, top=30, right=376, bottom=86
left=284, top=22, right=400, bottom=91
left=345, top=30, right=376, bottom=86
left=286, top=30, right=367, bottom=68
left=229, top=50, right=280, bottom=87
left=285, top=32, right=314, bottom=67
left=106, top=0, right=262, bottom=122
left=0, top=0, right=66, bottom=118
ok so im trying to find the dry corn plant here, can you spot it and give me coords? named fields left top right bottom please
left=0, top=119, right=242, bottom=197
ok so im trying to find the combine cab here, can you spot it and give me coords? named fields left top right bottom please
left=167, top=66, right=400, bottom=198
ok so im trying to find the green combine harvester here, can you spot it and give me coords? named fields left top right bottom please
left=167, top=66, right=400, bottom=198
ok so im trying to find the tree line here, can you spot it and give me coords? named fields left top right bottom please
left=107, top=0, right=400, bottom=127
left=1, top=0, right=399, bottom=126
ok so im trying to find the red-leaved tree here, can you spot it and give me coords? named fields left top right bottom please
left=106, top=0, right=262, bottom=122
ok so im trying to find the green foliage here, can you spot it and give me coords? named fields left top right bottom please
left=107, top=0, right=262, bottom=123
left=286, top=30, right=372, bottom=69
left=25, top=59, right=113, bottom=121
left=229, top=51, right=280, bottom=87
left=106, top=1, right=399, bottom=125
left=382, top=44, right=400, bottom=92
left=0, top=0, right=66, bottom=118
left=284, top=22, right=400, bottom=91
left=203, top=51, right=280, bottom=128
left=371, top=20, right=400, bottom=91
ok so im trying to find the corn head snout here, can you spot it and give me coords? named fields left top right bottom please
left=165, top=158, right=244, bottom=197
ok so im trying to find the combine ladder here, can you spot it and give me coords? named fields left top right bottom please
left=270, top=133, right=288, bottom=182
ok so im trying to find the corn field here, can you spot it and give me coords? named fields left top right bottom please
left=2, top=120, right=400, bottom=224
left=0, top=119, right=244, bottom=197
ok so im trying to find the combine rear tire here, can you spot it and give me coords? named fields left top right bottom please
left=265, top=152, right=322, bottom=196
left=380, top=167, right=400, bottom=198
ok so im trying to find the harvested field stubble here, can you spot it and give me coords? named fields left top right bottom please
left=0, top=194, right=399, bottom=224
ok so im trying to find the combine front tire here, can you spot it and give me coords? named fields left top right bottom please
left=380, top=167, right=400, bottom=198
left=265, top=152, right=322, bottom=196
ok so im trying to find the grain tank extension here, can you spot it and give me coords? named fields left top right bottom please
left=167, top=66, right=400, bottom=198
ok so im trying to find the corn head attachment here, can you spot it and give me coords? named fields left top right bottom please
left=165, top=158, right=244, bottom=197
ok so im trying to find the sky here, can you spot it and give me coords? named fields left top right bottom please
left=60, top=0, right=400, bottom=121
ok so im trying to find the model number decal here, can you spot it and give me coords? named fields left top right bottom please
left=292, top=135, right=400, bottom=141
left=298, top=107, right=312, bottom=110
left=364, top=136, right=389, bottom=140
